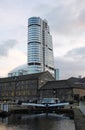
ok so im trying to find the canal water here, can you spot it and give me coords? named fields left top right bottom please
left=0, top=113, right=75, bottom=130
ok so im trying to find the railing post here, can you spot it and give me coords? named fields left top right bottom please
left=1, top=103, right=8, bottom=112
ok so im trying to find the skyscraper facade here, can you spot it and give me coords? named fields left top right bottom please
left=27, top=17, right=55, bottom=76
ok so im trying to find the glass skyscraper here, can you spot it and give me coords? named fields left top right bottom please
left=27, top=17, right=55, bottom=76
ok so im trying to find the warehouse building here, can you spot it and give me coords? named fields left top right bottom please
left=0, top=71, right=85, bottom=103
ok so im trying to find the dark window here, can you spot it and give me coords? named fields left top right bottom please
left=28, top=62, right=41, bottom=65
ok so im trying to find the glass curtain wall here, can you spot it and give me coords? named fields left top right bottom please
left=28, top=17, right=55, bottom=76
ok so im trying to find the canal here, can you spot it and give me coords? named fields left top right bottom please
left=0, top=113, right=75, bottom=130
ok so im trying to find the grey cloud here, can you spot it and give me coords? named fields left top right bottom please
left=32, top=2, right=74, bottom=34
left=55, top=46, right=85, bottom=79
left=65, top=47, right=85, bottom=60
left=78, top=9, right=85, bottom=23
left=45, top=0, right=85, bottom=35
left=0, top=40, right=17, bottom=56
left=55, top=56, right=85, bottom=79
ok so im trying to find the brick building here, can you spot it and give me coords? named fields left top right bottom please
left=39, top=77, right=85, bottom=102
left=0, top=72, right=85, bottom=102
left=0, top=71, right=55, bottom=101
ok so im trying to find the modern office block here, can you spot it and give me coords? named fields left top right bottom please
left=27, top=17, right=55, bottom=76
left=55, top=68, right=59, bottom=80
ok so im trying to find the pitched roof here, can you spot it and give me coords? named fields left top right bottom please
left=67, top=77, right=81, bottom=83
left=40, top=80, right=73, bottom=90
left=0, top=71, right=53, bottom=82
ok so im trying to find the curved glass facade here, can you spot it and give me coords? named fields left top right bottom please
left=28, top=17, right=55, bottom=76
left=28, top=42, right=42, bottom=63
left=28, top=17, right=41, bottom=25
left=28, top=25, right=41, bottom=42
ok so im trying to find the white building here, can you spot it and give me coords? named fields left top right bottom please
left=28, top=17, right=55, bottom=76
left=8, top=17, right=55, bottom=77
left=8, top=64, right=28, bottom=77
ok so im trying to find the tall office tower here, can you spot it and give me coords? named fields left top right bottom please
left=28, top=17, right=55, bottom=76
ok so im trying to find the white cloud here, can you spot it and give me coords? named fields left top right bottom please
left=0, top=0, right=85, bottom=79
left=0, top=49, right=27, bottom=77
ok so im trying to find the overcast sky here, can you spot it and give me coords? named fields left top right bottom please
left=0, top=0, right=85, bottom=79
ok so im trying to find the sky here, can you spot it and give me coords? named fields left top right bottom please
left=0, top=0, right=85, bottom=79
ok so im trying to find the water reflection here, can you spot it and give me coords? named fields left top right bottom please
left=0, top=113, right=75, bottom=130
